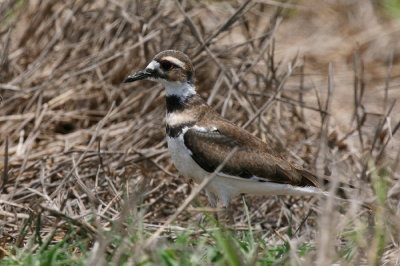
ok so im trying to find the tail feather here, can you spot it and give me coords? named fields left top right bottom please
left=298, top=169, right=349, bottom=197
left=298, top=169, right=373, bottom=210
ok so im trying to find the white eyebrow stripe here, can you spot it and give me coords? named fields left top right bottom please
left=146, top=60, right=159, bottom=70
left=161, top=56, right=185, bottom=68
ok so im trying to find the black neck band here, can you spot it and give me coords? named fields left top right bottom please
left=166, top=94, right=193, bottom=113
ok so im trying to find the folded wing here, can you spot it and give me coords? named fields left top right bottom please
left=183, top=121, right=321, bottom=188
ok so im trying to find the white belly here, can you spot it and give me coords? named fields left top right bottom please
left=166, top=133, right=242, bottom=205
left=167, top=134, right=207, bottom=183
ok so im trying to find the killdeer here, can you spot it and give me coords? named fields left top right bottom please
left=123, top=50, right=344, bottom=215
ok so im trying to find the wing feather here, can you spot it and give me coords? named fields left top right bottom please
left=183, top=121, right=320, bottom=187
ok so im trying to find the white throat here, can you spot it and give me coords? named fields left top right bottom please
left=163, top=81, right=196, bottom=99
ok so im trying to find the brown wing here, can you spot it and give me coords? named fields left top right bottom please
left=183, top=120, right=321, bottom=187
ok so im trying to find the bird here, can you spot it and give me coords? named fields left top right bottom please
left=123, top=50, right=353, bottom=219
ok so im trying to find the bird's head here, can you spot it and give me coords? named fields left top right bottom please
left=124, top=50, right=195, bottom=97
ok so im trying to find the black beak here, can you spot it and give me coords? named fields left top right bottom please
left=123, top=69, right=153, bottom=83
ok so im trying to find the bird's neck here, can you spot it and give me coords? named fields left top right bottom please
left=164, top=81, right=196, bottom=99
left=164, top=82, right=209, bottom=138
left=164, top=82, right=197, bottom=113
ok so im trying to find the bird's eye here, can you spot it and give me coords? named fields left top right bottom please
left=160, top=60, right=173, bottom=71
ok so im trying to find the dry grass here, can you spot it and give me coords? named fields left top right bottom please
left=0, top=0, right=399, bottom=264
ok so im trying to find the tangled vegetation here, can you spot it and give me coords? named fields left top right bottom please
left=1, top=0, right=399, bottom=264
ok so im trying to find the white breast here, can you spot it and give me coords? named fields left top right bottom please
left=166, top=128, right=207, bottom=183
left=166, top=130, right=240, bottom=205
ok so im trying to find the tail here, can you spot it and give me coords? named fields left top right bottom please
left=299, top=169, right=373, bottom=211
left=298, top=169, right=349, bottom=198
